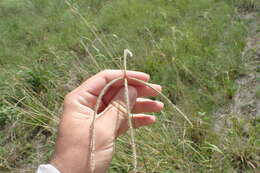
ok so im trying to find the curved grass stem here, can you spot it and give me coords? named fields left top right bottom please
left=123, top=49, right=137, bottom=173
left=128, top=77, right=193, bottom=127
left=89, top=77, right=123, bottom=172
left=89, top=49, right=192, bottom=173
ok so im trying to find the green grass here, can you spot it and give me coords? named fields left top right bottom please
left=0, top=0, right=259, bottom=172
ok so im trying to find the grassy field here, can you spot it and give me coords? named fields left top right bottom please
left=0, top=0, right=259, bottom=172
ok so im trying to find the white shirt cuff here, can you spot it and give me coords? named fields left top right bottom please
left=36, top=164, right=60, bottom=173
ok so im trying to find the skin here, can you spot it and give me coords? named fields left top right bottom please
left=50, top=70, right=164, bottom=173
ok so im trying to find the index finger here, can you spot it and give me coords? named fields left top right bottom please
left=79, top=70, right=150, bottom=96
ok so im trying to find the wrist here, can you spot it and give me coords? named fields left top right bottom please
left=50, top=149, right=111, bottom=173
left=50, top=152, right=89, bottom=173
left=50, top=134, right=90, bottom=173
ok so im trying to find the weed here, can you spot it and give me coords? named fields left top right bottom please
left=234, top=0, right=259, bottom=12
left=256, top=86, right=260, bottom=99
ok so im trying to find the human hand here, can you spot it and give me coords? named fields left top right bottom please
left=50, top=70, right=164, bottom=173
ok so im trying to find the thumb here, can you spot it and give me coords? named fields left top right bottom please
left=97, top=85, right=138, bottom=134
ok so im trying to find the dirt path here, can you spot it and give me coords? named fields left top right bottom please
left=215, top=11, right=260, bottom=130
left=231, top=12, right=260, bottom=118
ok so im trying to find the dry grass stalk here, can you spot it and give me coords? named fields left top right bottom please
left=89, top=49, right=193, bottom=173
left=128, top=77, right=193, bottom=127
left=123, top=49, right=137, bottom=173
left=88, top=77, right=122, bottom=172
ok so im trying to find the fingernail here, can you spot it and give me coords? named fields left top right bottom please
left=150, top=116, right=156, bottom=121
left=150, top=84, right=162, bottom=91
left=155, top=101, right=164, bottom=107
left=136, top=72, right=150, bottom=80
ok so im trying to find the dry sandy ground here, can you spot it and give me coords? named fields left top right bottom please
left=215, top=11, right=260, bottom=131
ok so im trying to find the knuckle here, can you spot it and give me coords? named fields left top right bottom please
left=64, top=92, right=75, bottom=105
left=100, top=69, right=112, bottom=75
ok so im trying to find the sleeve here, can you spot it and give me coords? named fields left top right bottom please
left=36, top=164, right=60, bottom=173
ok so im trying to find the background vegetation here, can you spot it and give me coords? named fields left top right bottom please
left=0, top=0, right=259, bottom=172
